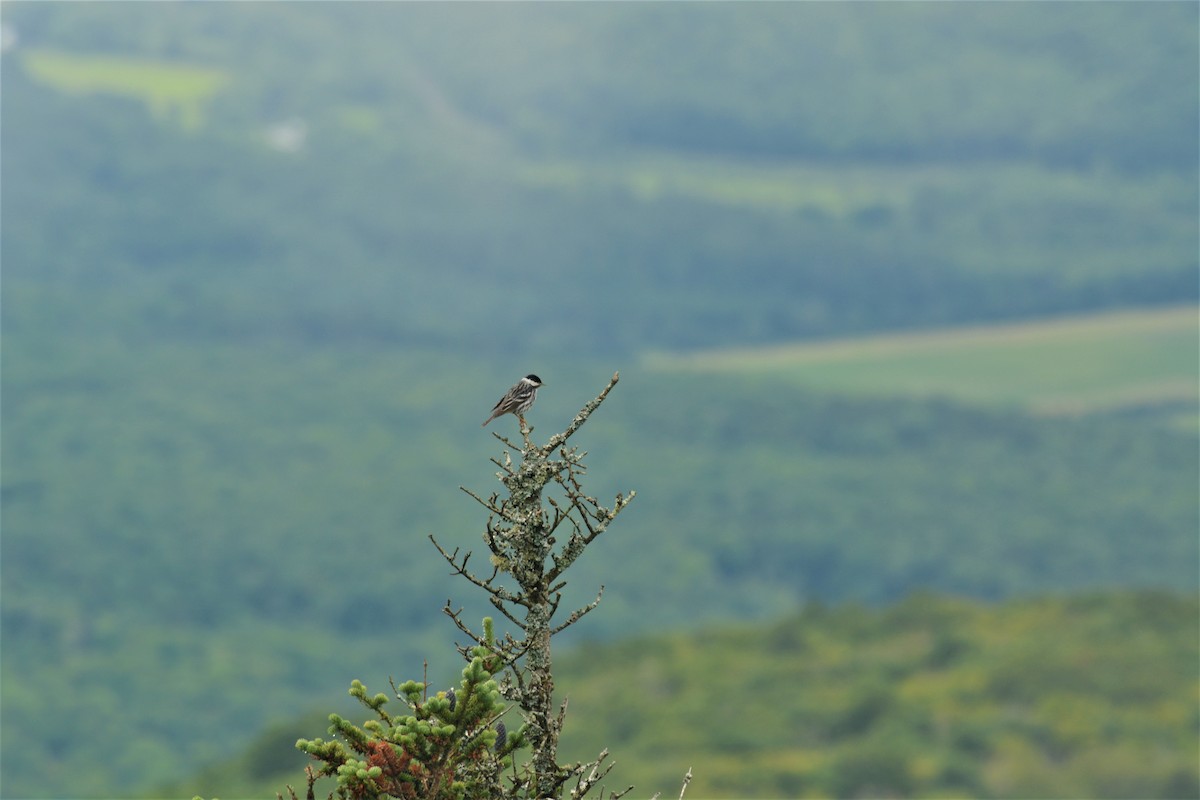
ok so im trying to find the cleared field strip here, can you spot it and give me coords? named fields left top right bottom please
left=646, top=305, right=1199, bottom=416
left=20, top=49, right=229, bottom=128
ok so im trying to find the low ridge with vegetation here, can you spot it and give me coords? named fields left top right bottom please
left=169, top=591, right=1199, bottom=799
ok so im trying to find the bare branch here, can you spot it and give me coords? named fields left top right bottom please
left=460, top=485, right=508, bottom=516
left=442, top=601, right=482, bottom=645
left=428, top=534, right=522, bottom=604
left=552, top=585, right=605, bottom=635
left=489, top=594, right=525, bottom=628
left=556, top=695, right=569, bottom=737
left=570, top=748, right=617, bottom=800
left=678, top=767, right=693, bottom=800
left=489, top=430, right=523, bottom=450
left=543, top=371, right=620, bottom=453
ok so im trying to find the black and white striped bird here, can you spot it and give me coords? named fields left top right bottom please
left=482, top=374, right=542, bottom=427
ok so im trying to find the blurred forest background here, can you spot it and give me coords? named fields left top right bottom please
left=1, top=3, right=1196, bottom=798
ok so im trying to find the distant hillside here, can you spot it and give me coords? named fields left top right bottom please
left=649, top=305, right=1199, bottom=426
left=172, top=591, right=1199, bottom=800
left=3, top=3, right=1197, bottom=356
left=8, top=3, right=1197, bottom=168
left=1, top=3, right=1196, bottom=797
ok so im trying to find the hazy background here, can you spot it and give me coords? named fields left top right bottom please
left=1, top=3, right=1197, bottom=797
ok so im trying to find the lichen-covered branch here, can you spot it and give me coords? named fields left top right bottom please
left=287, top=374, right=634, bottom=800
left=442, top=372, right=635, bottom=799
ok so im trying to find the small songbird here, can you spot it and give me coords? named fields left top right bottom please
left=482, top=374, right=543, bottom=427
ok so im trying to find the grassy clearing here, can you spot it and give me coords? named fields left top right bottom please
left=516, top=154, right=1194, bottom=238
left=20, top=49, right=228, bottom=128
left=645, top=305, right=1199, bottom=420
left=518, top=153, right=963, bottom=219
left=520, top=154, right=911, bottom=215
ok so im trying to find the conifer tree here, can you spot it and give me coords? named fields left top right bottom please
left=286, top=372, right=635, bottom=800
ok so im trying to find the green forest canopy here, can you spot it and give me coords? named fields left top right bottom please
left=1, top=3, right=1196, bottom=797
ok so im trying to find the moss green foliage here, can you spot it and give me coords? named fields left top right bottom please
left=291, top=646, right=521, bottom=800
left=554, top=591, right=1198, bottom=799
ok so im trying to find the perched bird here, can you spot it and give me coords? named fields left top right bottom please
left=482, top=374, right=543, bottom=427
